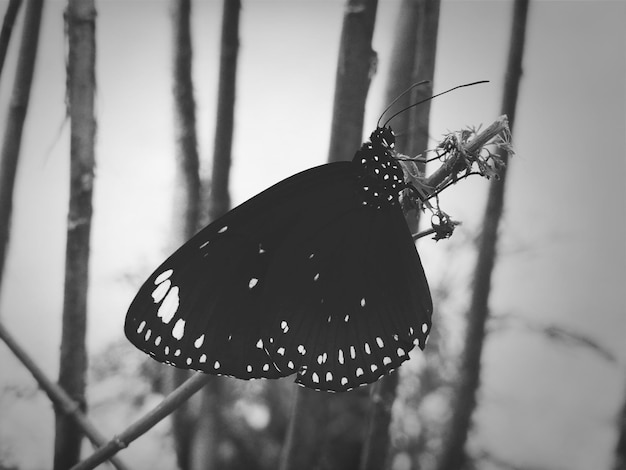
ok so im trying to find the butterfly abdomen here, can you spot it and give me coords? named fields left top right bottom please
left=354, top=127, right=406, bottom=209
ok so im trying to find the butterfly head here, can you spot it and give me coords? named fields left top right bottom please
left=370, top=126, right=396, bottom=150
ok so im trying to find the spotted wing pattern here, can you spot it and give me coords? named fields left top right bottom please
left=125, top=127, right=433, bottom=392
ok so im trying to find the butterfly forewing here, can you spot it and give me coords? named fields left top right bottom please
left=125, top=127, right=433, bottom=392
left=126, top=162, right=357, bottom=379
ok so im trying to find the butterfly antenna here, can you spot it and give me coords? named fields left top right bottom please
left=382, top=80, right=489, bottom=128
left=377, top=80, right=430, bottom=128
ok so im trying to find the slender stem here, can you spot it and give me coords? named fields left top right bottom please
left=0, top=322, right=130, bottom=470
left=71, top=372, right=211, bottom=470
left=424, top=115, right=508, bottom=192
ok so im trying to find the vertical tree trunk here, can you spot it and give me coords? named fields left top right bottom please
left=361, top=2, right=439, bottom=469
left=208, top=0, right=240, bottom=222
left=327, top=0, right=378, bottom=163
left=172, top=0, right=201, bottom=243
left=0, top=0, right=40, bottom=298
left=406, top=0, right=439, bottom=160
left=0, top=0, right=23, bottom=80
left=614, top=376, right=626, bottom=470
left=167, top=1, right=203, bottom=469
left=280, top=2, right=378, bottom=470
left=435, top=2, right=528, bottom=469
left=192, top=2, right=242, bottom=469
left=54, top=0, right=96, bottom=468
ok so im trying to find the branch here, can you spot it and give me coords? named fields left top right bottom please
left=423, top=114, right=511, bottom=194
left=71, top=371, right=211, bottom=470
left=0, top=322, right=131, bottom=470
left=399, top=115, right=511, bottom=239
left=490, top=314, right=617, bottom=363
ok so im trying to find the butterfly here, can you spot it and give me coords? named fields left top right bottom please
left=125, top=125, right=433, bottom=392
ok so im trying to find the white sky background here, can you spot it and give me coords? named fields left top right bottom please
left=0, top=1, right=625, bottom=469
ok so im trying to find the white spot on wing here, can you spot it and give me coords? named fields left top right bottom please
left=312, top=372, right=319, bottom=383
left=194, top=335, right=204, bottom=348
left=214, top=361, right=220, bottom=369
left=383, top=356, right=392, bottom=365
left=172, top=318, right=186, bottom=340
left=157, top=286, right=179, bottom=324
left=277, top=347, right=285, bottom=355
left=154, top=269, right=173, bottom=284
left=199, top=354, right=207, bottom=363
left=137, top=321, right=146, bottom=334
left=249, top=278, right=258, bottom=289
left=356, top=367, right=364, bottom=377
left=350, top=346, right=356, bottom=359
left=360, top=297, right=366, bottom=307
left=218, top=225, right=228, bottom=233
left=341, top=377, right=348, bottom=386
left=422, top=322, right=429, bottom=334
left=326, top=372, right=333, bottom=382
left=151, top=279, right=171, bottom=303
left=376, top=337, right=384, bottom=348
left=338, top=349, right=344, bottom=364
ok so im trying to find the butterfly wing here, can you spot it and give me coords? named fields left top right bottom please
left=125, top=162, right=359, bottom=380
left=126, top=146, right=433, bottom=391
left=258, top=200, right=432, bottom=391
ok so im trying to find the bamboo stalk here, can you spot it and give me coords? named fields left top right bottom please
left=55, top=0, right=97, bottom=467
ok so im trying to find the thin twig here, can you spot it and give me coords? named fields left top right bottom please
left=71, top=372, right=211, bottom=470
left=490, top=314, right=617, bottom=363
left=0, top=322, right=131, bottom=470
left=424, top=114, right=509, bottom=191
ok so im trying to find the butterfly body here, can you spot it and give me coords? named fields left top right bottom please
left=125, top=126, right=432, bottom=392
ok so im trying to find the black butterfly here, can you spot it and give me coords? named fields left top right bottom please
left=125, top=126, right=432, bottom=392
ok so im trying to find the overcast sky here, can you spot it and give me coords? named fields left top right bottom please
left=0, top=1, right=625, bottom=469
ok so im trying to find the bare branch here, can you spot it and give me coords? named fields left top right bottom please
left=0, top=322, right=131, bottom=470
left=71, top=372, right=211, bottom=470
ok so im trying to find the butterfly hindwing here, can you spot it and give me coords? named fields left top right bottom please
left=258, top=200, right=432, bottom=391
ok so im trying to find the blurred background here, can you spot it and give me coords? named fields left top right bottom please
left=0, top=1, right=624, bottom=469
